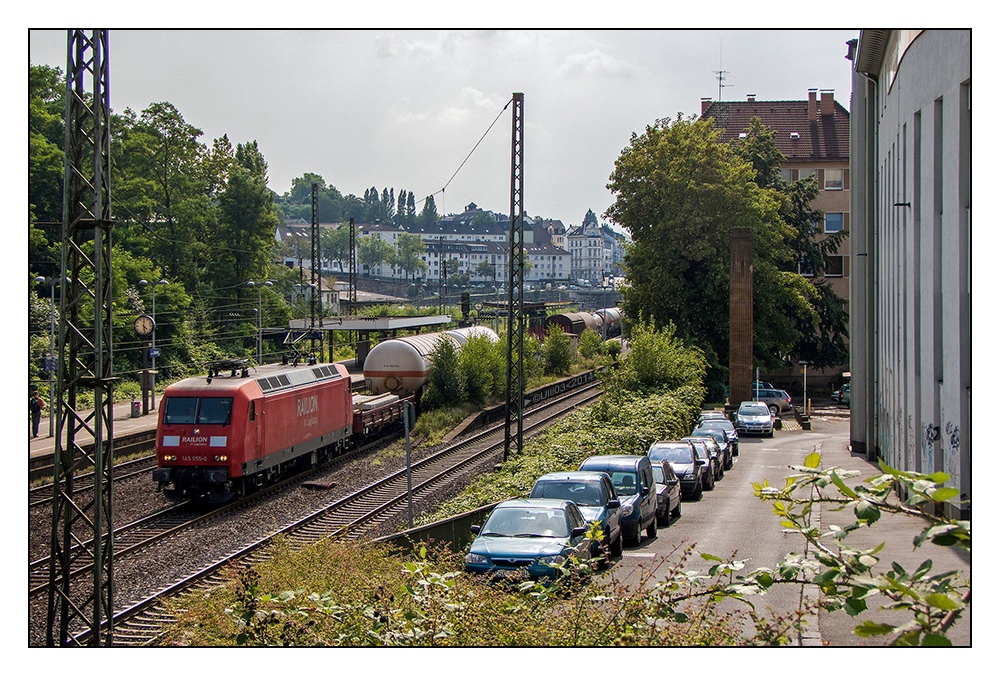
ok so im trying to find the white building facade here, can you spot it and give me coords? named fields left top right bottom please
left=848, top=30, right=971, bottom=518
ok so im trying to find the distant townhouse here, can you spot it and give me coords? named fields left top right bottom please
left=277, top=201, right=574, bottom=287
left=567, top=222, right=621, bottom=284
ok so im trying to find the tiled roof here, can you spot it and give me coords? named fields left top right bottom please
left=701, top=94, right=849, bottom=162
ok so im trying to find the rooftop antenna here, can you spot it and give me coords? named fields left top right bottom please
left=714, top=38, right=732, bottom=101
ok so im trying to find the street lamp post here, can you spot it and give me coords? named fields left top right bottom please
left=247, top=281, right=273, bottom=365
left=34, top=276, right=59, bottom=437
left=799, top=361, right=810, bottom=416
left=139, top=279, right=168, bottom=410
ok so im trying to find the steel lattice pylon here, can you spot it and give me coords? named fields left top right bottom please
left=47, top=29, right=115, bottom=646
left=310, top=183, right=321, bottom=355
left=348, top=217, right=357, bottom=357
left=503, top=93, right=525, bottom=462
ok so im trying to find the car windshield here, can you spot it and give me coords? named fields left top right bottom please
left=694, top=428, right=726, bottom=443
left=740, top=404, right=769, bottom=416
left=649, top=446, right=692, bottom=464
left=481, top=507, right=568, bottom=538
left=690, top=443, right=710, bottom=460
left=530, top=481, right=603, bottom=506
left=700, top=419, right=735, bottom=432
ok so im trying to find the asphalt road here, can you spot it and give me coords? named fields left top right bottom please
left=601, top=407, right=971, bottom=647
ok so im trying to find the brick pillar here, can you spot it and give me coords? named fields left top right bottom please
left=728, top=228, right=753, bottom=408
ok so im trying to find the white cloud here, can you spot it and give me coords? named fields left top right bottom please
left=557, top=49, right=637, bottom=80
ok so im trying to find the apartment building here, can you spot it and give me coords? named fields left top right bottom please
left=701, top=88, right=851, bottom=304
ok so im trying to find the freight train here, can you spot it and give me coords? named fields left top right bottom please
left=363, top=326, right=500, bottom=397
left=152, top=358, right=410, bottom=502
left=545, top=307, right=622, bottom=339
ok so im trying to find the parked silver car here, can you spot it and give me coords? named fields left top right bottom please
left=754, top=388, right=793, bottom=416
left=735, top=400, right=774, bottom=437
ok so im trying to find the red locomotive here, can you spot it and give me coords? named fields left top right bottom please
left=152, top=359, right=405, bottom=502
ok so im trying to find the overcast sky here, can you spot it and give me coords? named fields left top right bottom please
left=28, top=27, right=859, bottom=228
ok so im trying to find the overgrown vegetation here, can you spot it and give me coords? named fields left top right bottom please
left=418, top=318, right=705, bottom=519
left=152, top=318, right=969, bottom=646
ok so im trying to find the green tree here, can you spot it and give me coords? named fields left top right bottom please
left=320, top=223, right=351, bottom=272
left=606, top=115, right=813, bottom=382
left=421, top=336, right=466, bottom=409
left=28, top=64, right=66, bottom=277
left=577, top=328, right=604, bottom=360
left=358, top=235, right=393, bottom=276
left=417, top=194, right=439, bottom=227
left=732, top=118, right=849, bottom=368
left=542, top=325, right=573, bottom=376
left=394, top=232, right=428, bottom=281
left=605, top=316, right=708, bottom=397
left=112, top=101, right=213, bottom=286
left=475, top=260, right=497, bottom=286
left=457, top=335, right=505, bottom=405
left=213, top=141, right=281, bottom=293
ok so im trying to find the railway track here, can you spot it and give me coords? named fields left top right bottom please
left=29, top=451, right=158, bottom=509
left=75, top=381, right=601, bottom=645
left=29, top=429, right=402, bottom=605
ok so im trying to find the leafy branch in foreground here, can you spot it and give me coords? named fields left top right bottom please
left=738, top=453, right=970, bottom=646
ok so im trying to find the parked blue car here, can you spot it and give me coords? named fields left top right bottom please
left=578, top=455, right=658, bottom=547
left=530, top=471, right=623, bottom=564
left=464, top=499, right=593, bottom=580
left=648, top=440, right=705, bottom=501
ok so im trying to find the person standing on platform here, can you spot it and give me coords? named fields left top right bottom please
left=29, top=390, right=44, bottom=438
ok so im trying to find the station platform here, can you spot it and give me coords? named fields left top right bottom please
left=27, top=358, right=367, bottom=463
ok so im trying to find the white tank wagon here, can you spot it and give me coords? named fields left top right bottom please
left=363, top=326, right=500, bottom=397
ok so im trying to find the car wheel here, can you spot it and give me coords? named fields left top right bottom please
left=706, top=474, right=715, bottom=491
left=646, top=515, right=657, bottom=539
left=671, top=500, right=682, bottom=519
left=599, top=531, right=613, bottom=569
left=610, top=530, right=623, bottom=557
left=658, top=508, right=670, bottom=527
left=624, top=527, right=641, bottom=548
left=724, top=457, right=733, bottom=470
left=694, top=482, right=704, bottom=501
left=769, top=404, right=779, bottom=417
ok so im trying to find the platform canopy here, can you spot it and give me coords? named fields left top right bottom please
left=287, top=315, right=453, bottom=332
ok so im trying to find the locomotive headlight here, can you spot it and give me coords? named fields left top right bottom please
left=163, top=454, right=177, bottom=462
left=214, top=455, right=228, bottom=462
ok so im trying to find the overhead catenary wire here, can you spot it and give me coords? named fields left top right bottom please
left=414, top=97, right=513, bottom=211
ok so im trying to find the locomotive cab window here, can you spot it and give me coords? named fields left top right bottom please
left=163, top=396, right=233, bottom=425
left=163, top=397, right=197, bottom=425
left=198, top=397, right=233, bottom=425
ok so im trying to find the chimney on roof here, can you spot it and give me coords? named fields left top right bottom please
left=747, top=94, right=756, bottom=102
left=701, top=97, right=712, bottom=116
left=821, top=89, right=835, bottom=116
left=808, top=89, right=818, bottom=122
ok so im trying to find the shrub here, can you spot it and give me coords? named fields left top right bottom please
left=421, top=336, right=466, bottom=410
left=542, top=325, right=573, bottom=376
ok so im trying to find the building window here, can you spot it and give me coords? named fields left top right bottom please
left=798, top=257, right=815, bottom=277
left=824, top=168, right=844, bottom=190
left=824, top=255, right=845, bottom=277
left=824, top=212, right=845, bottom=233
left=798, top=168, right=817, bottom=181
left=780, top=168, right=793, bottom=182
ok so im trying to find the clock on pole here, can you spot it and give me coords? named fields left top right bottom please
left=134, top=314, right=155, bottom=337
